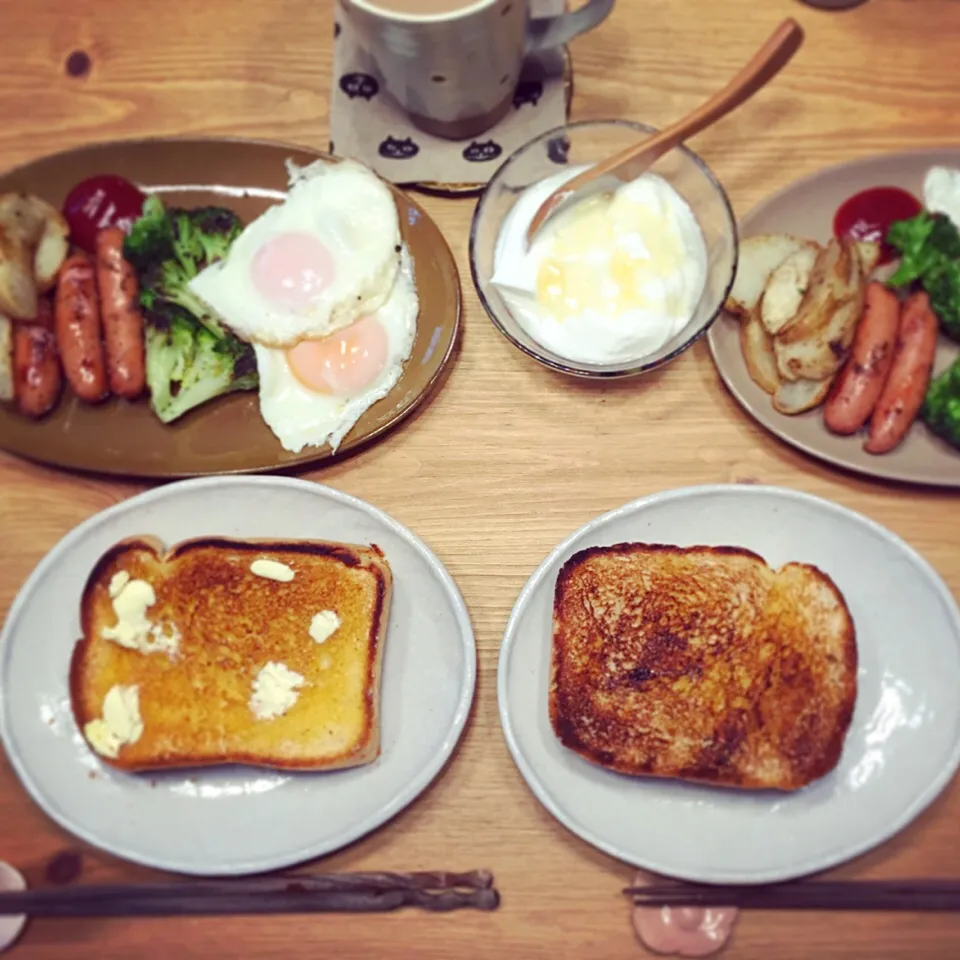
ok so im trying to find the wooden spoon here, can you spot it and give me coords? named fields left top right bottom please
left=525, top=17, right=805, bottom=246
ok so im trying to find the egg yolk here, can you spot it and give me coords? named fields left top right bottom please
left=252, top=231, right=336, bottom=308
left=286, top=316, right=388, bottom=396
left=534, top=190, right=687, bottom=321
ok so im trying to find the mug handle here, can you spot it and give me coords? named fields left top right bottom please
left=525, top=0, right=614, bottom=52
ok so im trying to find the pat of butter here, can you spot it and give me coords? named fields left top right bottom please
left=309, top=610, right=341, bottom=645
left=101, top=576, right=180, bottom=657
left=250, top=559, right=295, bottom=583
left=108, top=570, right=130, bottom=598
left=83, top=684, right=144, bottom=759
left=250, top=662, right=305, bottom=721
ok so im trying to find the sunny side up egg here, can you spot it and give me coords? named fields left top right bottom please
left=253, top=247, right=419, bottom=454
left=188, top=159, right=402, bottom=347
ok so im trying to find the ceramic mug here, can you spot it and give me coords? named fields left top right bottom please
left=341, top=0, right=614, bottom=140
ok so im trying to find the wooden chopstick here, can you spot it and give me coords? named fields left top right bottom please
left=624, top=880, right=960, bottom=912
left=0, top=870, right=500, bottom=918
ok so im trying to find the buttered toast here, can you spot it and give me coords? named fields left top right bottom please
left=550, top=543, right=857, bottom=791
left=70, top=536, right=392, bottom=772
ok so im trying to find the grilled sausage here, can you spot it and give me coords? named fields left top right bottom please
left=13, top=298, right=61, bottom=417
left=96, top=227, right=145, bottom=399
left=824, top=281, right=902, bottom=435
left=55, top=253, right=108, bottom=403
left=864, top=291, right=939, bottom=455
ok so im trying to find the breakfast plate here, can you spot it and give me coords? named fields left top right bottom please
left=0, top=476, right=476, bottom=875
left=498, top=484, right=960, bottom=884
left=0, top=138, right=461, bottom=478
left=708, top=149, right=960, bottom=486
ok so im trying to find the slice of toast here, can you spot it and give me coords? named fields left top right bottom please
left=550, top=543, right=857, bottom=791
left=70, top=536, right=392, bottom=772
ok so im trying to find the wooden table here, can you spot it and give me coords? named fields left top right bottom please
left=1, top=0, right=959, bottom=956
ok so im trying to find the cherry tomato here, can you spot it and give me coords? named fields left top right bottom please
left=62, top=175, right=147, bottom=253
left=833, top=186, right=923, bottom=266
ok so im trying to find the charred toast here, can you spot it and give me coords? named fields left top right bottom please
left=70, top=536, right=392, bottom=772
left=550, top=543, right=857, bottom=791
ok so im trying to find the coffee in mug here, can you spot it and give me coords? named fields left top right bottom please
left=341, top=0, right=614, bottom=140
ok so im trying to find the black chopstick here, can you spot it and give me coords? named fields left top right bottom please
left=0, top=870, right=500, bottom=918
left=624, top=880, right=960, bottom=912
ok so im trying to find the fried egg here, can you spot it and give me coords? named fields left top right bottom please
left=189, top=159, right=401, bottom=347
left=253, top=247, right=419, bottom=454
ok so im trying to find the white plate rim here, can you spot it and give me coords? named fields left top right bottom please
left=0, top=475, right=477, bottom=875
left=497, top=482, right=960, bottom=883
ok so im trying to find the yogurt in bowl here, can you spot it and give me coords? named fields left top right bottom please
left=470, top=120, right=737, bottom=378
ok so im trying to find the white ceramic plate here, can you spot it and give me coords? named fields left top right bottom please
left=0, top=477, right=475, bottom=876
left=499, top=485, right=960, bottom=884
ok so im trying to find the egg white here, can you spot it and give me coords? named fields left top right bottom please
left=189, top=159, right=401, bottom=348
left=254, top=247, right=419, bottom=454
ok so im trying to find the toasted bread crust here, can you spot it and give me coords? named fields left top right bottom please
left=70, top=536, right=391, bottom=773
left=550, top=542, right=857, bottom=791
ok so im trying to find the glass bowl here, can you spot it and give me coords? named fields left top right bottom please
left=469, top=119, right=738, bottom=378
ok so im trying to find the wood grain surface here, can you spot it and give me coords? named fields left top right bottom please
left=1, top=0, right=959, bottom=956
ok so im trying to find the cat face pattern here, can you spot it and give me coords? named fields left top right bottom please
left=547, top=135, right=570, bottom=165
left=379, top=136, right=420, bottom=160
left=463, top=140, right=503, bottom=163
left=339, top=72, right=379, bottom=101
left=513, top=79, right=543, bottom=109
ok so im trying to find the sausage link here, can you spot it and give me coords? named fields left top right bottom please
left=824, top=281, right=902, bottom=435
left=54, top=253, right=108, bottom=403
left=864, top=291, right=939, bottom=455
left=96, top=227, right=145, bottom=399
left=13, top=306, right=62, bottom=418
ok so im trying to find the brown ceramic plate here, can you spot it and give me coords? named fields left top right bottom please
left=0, top=138, right=461, bottom=478
left=708, top=149, right=960, bottom=487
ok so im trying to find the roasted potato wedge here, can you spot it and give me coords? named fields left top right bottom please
left=773, top=290, right=865, bottom=382
left=772, top=376, right=833, bottom=415
left=0, top=225, right=38, bottom=321
left=0, top=194, right=47, bottom=245
left=33, top=212, right=70, bottom=293
left=0, top=194, right=70, bottom=294
left=759, top=244, right=819, bottom=336
left=0, top=193, right=70, bottom=313
left=855, top=240, right=882, bottom=277
left=741, top=310, right=781, bottom=395
left=0, top=313, right=12, bottom=402
left=774, top=242, right=865, bottom=382
left=776, top=239, right=849, bottom=345
left=725, top=234, right=817, bottom=319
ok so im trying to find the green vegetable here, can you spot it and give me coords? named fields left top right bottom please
left=126, top=201, right=244, bottom=339
left=144, top=303, right=258, bottom=424
left=124, top=196, right=256, bottom=423
left=123, top=194, right=174, bottom=271
left=887, top=212, right=960, bottom=341
left=921, top=355, right=960, bottom=451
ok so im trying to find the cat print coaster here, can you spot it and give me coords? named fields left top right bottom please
left=330, top=0, right=572, bottom=192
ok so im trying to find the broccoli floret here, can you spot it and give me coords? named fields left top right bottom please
left=144, top=304, right=258, bottom=424
left=921, top=356, right=960, bottom=451
left=141, top=257, right=227, bottom=339
left=887, top=212, right=960, bottom=340
left=188, top=206, right=243, bottom=264
left=125, top=196, right=254, bottom=423
left=128, top=198, right=243, bottom=339
left=123, top=194, right=174, bottom=272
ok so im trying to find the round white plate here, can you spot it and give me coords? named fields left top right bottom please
left=0, top=476, right=475, bottom=876
left=498, top=485, right=960, bottom=884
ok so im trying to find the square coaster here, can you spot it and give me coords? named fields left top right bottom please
left=330, top=0, right=572, bottom=191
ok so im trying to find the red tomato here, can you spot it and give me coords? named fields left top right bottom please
left=62, top=175, right=147, bottom=253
